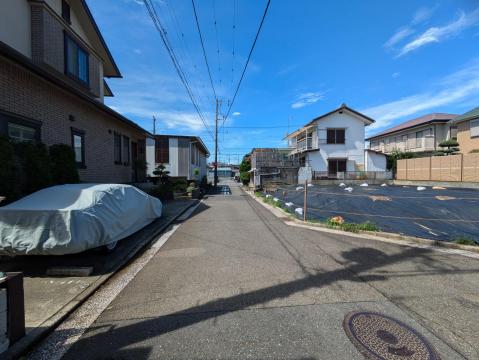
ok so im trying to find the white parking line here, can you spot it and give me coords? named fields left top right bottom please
left=28, top=210, right=194, bottom=360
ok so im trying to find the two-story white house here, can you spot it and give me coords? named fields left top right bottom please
left=146, top=135, right=210, bottom=181
left=286, top=104, right=376, bottom=177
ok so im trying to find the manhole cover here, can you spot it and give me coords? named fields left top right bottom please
left=343, top=311, right=440, bottom=360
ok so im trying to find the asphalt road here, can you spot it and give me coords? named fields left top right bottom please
left=59, top=180, right=479, bottom=359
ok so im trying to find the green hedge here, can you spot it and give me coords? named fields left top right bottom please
left=0, top=137, right=79, bottom=204
left=50, top=144, right=80, bottom=184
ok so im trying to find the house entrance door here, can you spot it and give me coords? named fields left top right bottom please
left=328, top=159, right=347, bottom=177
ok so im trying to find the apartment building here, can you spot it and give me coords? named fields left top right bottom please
left=0, top=0, right=151, bottom=183
left=146, top=135, right=210, bottom=181
left=366, top=113, right=457, bottom=155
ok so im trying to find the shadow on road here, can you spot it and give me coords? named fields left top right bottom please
left=58, top=240, right=474, bottom=359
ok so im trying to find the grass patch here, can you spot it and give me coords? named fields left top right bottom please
left=323, top=218, right=380, bottom=233
left=255, top=191, right=281, bottom=207
left=453, top=237, right=478, bottom=246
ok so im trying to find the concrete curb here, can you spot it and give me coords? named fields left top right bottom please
left=5, top=200, right=199, bottom=360
left=244, top=189, right=479, bottom=257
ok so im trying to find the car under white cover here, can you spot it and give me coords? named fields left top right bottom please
left=0, top=184, right=163, bottom=255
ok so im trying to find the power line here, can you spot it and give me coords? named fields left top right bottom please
left=231, top=0, right=237, bottom=85
left=191, top=0, right=217, bottom=99
left=213, top=0, right=221, bottom=85
left=223, top=0, right=271, bottom=125
left=142, top=0, right=214, bottom=141
left=223, top=124, right=303, bottom=129
left=164, top=0, right=211, bottom=113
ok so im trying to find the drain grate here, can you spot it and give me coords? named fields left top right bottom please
left=343, top=311, right=440, bottom=360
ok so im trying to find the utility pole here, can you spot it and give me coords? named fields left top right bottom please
left=153, top=115, right=156, bottom=135
left=303, top=180, right=308, bottom=222
left=214, top=99, right=220, bottom=188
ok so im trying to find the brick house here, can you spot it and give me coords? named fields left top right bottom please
left=0, top=0, right=151, bottom=183
left=450, top=106, right=479, bottom=154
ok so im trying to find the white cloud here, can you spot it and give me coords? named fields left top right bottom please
left=232, top=112, right=241, bottom=116
left=412, top=5, right=437, bottom=25
left=133, top=48, right=142, bottom=54
left=392, top=72, right=400, bottom=78
left=397, top=8, right=479, bottom=57
left=362, top=59, right=479, bottom=131
left=291, top=91, right=326, bottom=109
left=384, top=27, right=415, bottom=48
left=105, top=72, right=215, bottom=134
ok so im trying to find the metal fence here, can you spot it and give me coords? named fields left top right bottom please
left=312, top=171, right=392, bottom=180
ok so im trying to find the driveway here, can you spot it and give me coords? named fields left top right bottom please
left=35, top=181, right=479, bottom=359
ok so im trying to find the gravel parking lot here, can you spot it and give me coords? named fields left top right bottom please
left=266, top=184, right=479, bottom=242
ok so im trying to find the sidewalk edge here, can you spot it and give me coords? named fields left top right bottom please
left=4, top=200, right=199, bottom=360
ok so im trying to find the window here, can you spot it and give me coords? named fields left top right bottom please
left=62, top=0, right=71, bottom=23
left=114, top=133, right=122, bottom=164
left=71, top=128, right=85, bottom=166
left=155, top=136, right=169, bottom=163
left=122, top=136, right=130, bottom=165
left=65, top=34, right=89, bottom=85
left=326, top=129, right=345, bottom=144
left=415, top=131, right=423, bottom=148
left=471, top=120, right=479, bottom=138
left=450, top=126, right=458, bottom=139
left=8, top=123, right=36, bottom=142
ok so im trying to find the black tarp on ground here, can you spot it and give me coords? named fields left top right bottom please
left=266, top=184, right=479, bottom=242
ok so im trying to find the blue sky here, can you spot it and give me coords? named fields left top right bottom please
left=87, top=0, right=479, bottom=163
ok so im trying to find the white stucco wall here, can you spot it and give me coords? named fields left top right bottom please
left=0, top=0, right=31, bottom=57
left=306, top=111, right=368, bottom=172
left=145, top=137, right=155, bottom=177
left=167, top=137, right=179, bottom=177
left=364, top=150, right=387, bottom=171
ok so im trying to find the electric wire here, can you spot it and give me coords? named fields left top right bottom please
left=191, top=0, right=217, bottom=99
left=142, top=0, right=214, bottom=141
left=223, top=0, right=271, bottom=125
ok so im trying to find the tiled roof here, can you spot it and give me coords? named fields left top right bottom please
left=450, top=106, right=479, bottom=124
left=366, top=113, right=457, bottom=140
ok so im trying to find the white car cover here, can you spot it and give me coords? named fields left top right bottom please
left=0, top=184, right=163, bottom=255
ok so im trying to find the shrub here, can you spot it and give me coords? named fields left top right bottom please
left=0, top=136, right=17, bottom=202
left=437, top=139, right=460, bottom=156
left=49, top=144, right=80, bottom=184
left=172, top=178, right=188, bottom=193
left=150, top=182, right=174, bottom=201
left=13, top=141, right=52, bottom=195
left=239, top=158, right=251, bottom=185
left=386, top=149, right=415, bottom=173
left=325, top=217, right=379, bottom=233
left=453, top=237, right=478, bottom=246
